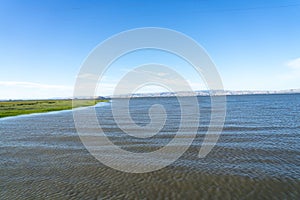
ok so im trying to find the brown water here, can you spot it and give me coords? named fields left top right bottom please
left=0, top=94, right=300, bottom=199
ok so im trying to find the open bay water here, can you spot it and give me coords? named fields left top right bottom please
left=0, top=94, right=300, bottom=199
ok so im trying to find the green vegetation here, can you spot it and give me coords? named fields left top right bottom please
left=0, top=99, right=108, bottom=118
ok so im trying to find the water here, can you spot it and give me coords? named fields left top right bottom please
left=0, top=94, right=300, bottom=199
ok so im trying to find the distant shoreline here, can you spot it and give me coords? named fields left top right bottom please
left=109, top=93, right=300, bottom=100
left=1, top=90, right=300, bottom=101
left=108, top=90, right=300, bottom=99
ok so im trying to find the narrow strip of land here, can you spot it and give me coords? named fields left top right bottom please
left=0, top=99, right=108, bottom=118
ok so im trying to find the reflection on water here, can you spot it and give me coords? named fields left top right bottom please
left=0, top=94, right=300, bottom=199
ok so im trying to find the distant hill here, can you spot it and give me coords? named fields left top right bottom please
left=108, top=89, right=300, bottom=98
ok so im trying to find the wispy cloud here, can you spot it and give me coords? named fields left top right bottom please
left=0, top=81, right=73, bottom=99
left=286, top=57, right=300, bottom=70
left=279, top=58, right=300, bottom=85
left=76, top=73, right=99, bottom=81
left=0, top=81, right=72, bottom=90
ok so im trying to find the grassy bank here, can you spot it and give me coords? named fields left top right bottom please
left=0, top=99, right=108, bottom=118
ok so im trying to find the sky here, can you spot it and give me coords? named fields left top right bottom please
left=1, top=0, right=300, bottom=99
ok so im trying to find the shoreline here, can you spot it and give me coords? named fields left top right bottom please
left=0, top=99, right=109, bottom=118
left=108, top=91, right=300, bottom=99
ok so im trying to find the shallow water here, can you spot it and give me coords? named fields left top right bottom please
left=0, top=94, right=300, bottom=199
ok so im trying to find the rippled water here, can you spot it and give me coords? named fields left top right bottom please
left=0, top=94, right=300, bottom=199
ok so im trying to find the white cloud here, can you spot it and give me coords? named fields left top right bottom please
left=76, top=73, right=99, bottom=81
left=0, top=81, right=73, bottom=99
left=277, top=58, right=300, bottom=89
left=0, top=81, right=72, bottom=90
left=96, top=82, right=117, bottom=96
left=187, top=80, right=205, bottom=90
left=286, top=57, right=300, bottom=70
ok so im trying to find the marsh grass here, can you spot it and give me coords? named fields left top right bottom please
left=0, top=99, right=108, bottom=118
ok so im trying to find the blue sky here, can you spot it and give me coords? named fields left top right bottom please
left=1, top=0, right=300, bottom=99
